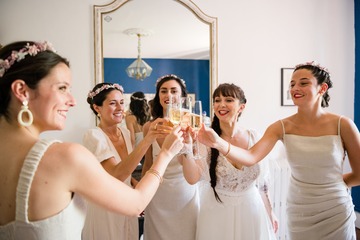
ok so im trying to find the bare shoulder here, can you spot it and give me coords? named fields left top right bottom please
left=339, top=115, right=359, bottom=133
left=44, top=142, right=95, bottom=167
left=263, top=120, right=284, bottom=140
left=125, top=114, right=136, bottom=122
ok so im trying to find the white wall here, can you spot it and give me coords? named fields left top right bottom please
left=0, top=0, right=354, bottom=143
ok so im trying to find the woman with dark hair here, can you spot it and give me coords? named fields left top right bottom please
left=182, top=83, right=277, bottom=239
left=198, top=62, right=360, bottom=239
left=141, top=74, right=198, bottom=240
left=82, top=83, right=173, bottom=240
left=125, top=91, right=151, bottom=148
left=0, top=41, right=184, bottom=240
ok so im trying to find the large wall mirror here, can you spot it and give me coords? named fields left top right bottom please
left=94, top=0, right=217, bottom=116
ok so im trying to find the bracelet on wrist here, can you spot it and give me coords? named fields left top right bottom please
left=146, top=168, right=163, bottom=183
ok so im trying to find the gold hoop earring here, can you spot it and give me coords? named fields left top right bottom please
left=17, top=100, right=33, bottom=127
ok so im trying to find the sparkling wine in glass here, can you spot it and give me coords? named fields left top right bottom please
left=191, top=100, right=202, bottom=159
left=180, top=96, right=192, bottom=129
left=168, top=95, right=181, bottom=126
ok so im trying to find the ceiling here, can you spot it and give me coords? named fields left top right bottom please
left=101, top=0, right=210, bottom=59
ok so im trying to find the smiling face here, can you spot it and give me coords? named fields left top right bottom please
left=95, top=89, right=125, bottom=126
left=213, top=94, right=244, bottom=123
left=29, top=63, right=76, bottom=131
left=290, top=69, right=325, bottom=107
left=158, top=79, right=182, bottom=111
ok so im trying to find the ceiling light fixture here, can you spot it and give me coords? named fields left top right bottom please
left=124, top=28, right=153, bottom=81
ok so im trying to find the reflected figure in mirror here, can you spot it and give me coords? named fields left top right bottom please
left=125, top=91, right=151, bottom=164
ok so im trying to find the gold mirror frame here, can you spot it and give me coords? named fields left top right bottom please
left=93, top=0, right=218, bottom=116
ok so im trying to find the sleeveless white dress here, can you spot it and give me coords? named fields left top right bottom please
left=82, top=126, right=138, bottom=240
left=143, top=141, right=199, bottom=240
left=196, top=129, right=276, bottom=240
left=0, top=139, right=86, bottom=240
left=281, top=117, right=356, bottom=240
left=134, top=132, right=144, bottom=147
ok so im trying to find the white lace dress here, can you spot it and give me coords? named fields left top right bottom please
left=196, top=129, right=276, bottom=240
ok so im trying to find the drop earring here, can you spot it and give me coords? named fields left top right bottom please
left=17, top=100, right=33, bottom=127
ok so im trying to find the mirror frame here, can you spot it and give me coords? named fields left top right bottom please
left=93, top=0, right=218, bottom=116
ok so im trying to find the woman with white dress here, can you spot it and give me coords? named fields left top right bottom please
left=125, top=91, right=151, bottom=149
left=0, top=41, right=184, bottom=240
left=182, top=83, right=277, bottom=240
left=82, top=83, right=173, bottom=240
left=198, top=62, right=360, bottom=239
left=142, top=74, right=199, bottom=240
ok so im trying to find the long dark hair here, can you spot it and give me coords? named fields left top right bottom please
left=151, top=74, right=187, bottom=119
left=130, top=91, right=150, bottom=125
left=0, top=41, right=69, bottom=121
left=209, top=83, right=247, bottom=202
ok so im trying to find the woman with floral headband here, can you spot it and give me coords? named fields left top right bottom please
left=125, top=91, right=151, bottom=153
left=141, top=74, right=199, bottom=240
left=198, top=62, right=360, bottom=239
left=0, top=41, right=184, bottom=240
left=82, top=83, right=171, bottom=240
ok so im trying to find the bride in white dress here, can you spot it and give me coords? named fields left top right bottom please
left=182, top=83, right=277, bottom=240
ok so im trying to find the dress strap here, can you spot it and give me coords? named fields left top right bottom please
left=337, top=116, right=343, bottom=136
left=16, top=139, right=60, bottom=222
left=279, top=119, right=286, bottom=137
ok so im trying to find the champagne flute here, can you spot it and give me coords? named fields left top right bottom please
left=179, top=96, right=192, bottom=130
left=168, top=96, right=192, bottom=155
left=191, top=100, right=202, bottom=159
left=168, top=95, right=181, bottom=126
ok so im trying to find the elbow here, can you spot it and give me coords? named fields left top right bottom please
left=184, top=176, right=200, bottom=185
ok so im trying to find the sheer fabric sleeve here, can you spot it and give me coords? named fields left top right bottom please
left=248, top=129, right=276, bottom=193
left=82, top=128, right=114, bottom=163
left=196, top=142, right=211, bottom=182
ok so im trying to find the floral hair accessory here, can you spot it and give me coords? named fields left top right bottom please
left=131, top=95, right=146, bottom=101
left=155, top=74, right=186, bottom=87
left=295, top=61, right=330, bottom=75
left=0, top=41, right=56, bottom=77
left=88, top=83, right=124, bottom=99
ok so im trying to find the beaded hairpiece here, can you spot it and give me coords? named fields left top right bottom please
left=0, top=41, right=56, bottom=77
left=155, top=74, right=186, bottom=87
left=131, top=95, right=146, bottom=101
left=294, top=61, right=330, bottom=75
left=88, top=83, right=124, bottom=99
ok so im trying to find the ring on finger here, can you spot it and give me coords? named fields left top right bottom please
left=154, top=123, right=158, bottom=130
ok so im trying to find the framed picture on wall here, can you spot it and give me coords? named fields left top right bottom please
left=281, top=68, right=295, bottom=106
